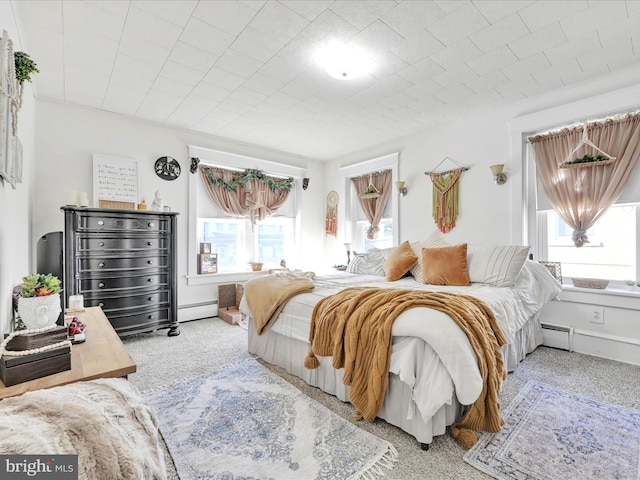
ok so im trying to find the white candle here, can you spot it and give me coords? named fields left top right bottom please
left=77, top=192, right=89, bottom=207
left=66, top=190, right=78, bottom=205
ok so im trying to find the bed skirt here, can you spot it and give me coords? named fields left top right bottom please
left=248, top=315, right=543, bottom=445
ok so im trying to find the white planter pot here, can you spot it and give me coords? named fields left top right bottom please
left=17, top=294, right=61, bottom=329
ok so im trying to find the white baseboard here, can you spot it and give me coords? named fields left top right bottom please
left=178, top=303, right=218, bottom=322
left=570, top=329, right=640, bottom=366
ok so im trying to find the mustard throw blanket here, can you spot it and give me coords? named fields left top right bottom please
left=245, top=271, right=315, bottom=335
left=304, top=287, right=507, bottom=449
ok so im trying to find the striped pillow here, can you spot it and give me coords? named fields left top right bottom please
left=410, top=230, right=451, bottom=283
left=466, top=245, right=531, bottom=287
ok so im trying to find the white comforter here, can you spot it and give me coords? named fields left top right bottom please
left=240, top=260, right=561, bottom=423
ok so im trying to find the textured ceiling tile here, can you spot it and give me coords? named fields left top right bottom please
left=119, top=32, right=173, bottom=65
left=242, top=73, right=288, bottom=96
left=192, top=0, right=257, bottom=36
left=19, top=23, right=64, bottom=67
left=404, top=79, right=445, bottom=100
left=350, top=20, right=406, bottom=58
left=381, top=1, right=446, bottom=36
left=102, top=88, right=147, bottom=116
left=201, top=67, right=245, bottom=91
left=473, top=0, right=533, bottom=23
left=399, top=57, right=445, bottom=84
left=15, top=1, right=63, bottom=32
left=501, top=52, right=551, bottom=80
left=132, top=0, right=197, bottom=28
left=152, top=76, right=195, bottom=97
left=216, top=97, right=255, bottom=116
left=166, top=103, right=209, bottom=129
left=158, top=60, right=205, bottom=87
left=263, top=92, right=301, bottom=109
left=87, top=0, right=130, bottom=17
left=577, top=39, right=634, bottom=71
left=389, top=29, right=445, bottom=65
left=124, top=6, right=183, bottom=49
left=64, top=66, right=110, bottom=106
left=469, top=13, right=529, bottom=53
left=559, top=1, right=627, bottom=40
left=299, top=9, right=359, bottom=44
left=431, top=38, right=484, bottom=70
left=231, top=27, right=290, bottom=63
left=168, top=41, right=219, bottom=73
left=532, top=59, right=582, bottom=88
left=544, top=32, right=601, bottom=66
left=250, top=0, right=309, bottom=38
left=328, top=0, right=396, bottom=30
left=427, top=2, right=489, bottom=45
left=63, top=24, right=119, bottom=61
left=508, top=23, right=567, bottom=59
left=190, top=82, right=233, bottom=103
left=215, top=49, right=264, bottom=78
left=379, top=91, right=415, bottom=109
left=518, top=0, right=588, bottom=32
left=112, top=53, right=163, bottom=82
left=32, top=66, right=64, bottom=100
left=280, top=1, right=332, bottom=22
left=64, top=45, right=114, bottom=75
left=597, top=14, right=640, bottom=47
left=371, top=51, right=410, bottom=79
left=179, top=17, right=236, bottom=56
left=410, top=95, right=445, bottom=113
left=432, top=64, right=478, bottom=87
left=63, top=1, right=126, bottom=41
left=466, top=45, right=518, bottom=76
left=464, top=70, right=510, bottom=93
left=259, top=55, right=309, bottom=84
left=227, top=87, right=268, bottom=106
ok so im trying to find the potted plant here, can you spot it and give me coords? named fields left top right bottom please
left=624, top=280, right=636, bottom=291
left=14, top=51, right=40, bottom=84
left=17, top=274, right=62, bottom=329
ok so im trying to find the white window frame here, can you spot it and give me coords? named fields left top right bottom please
left=510, top=87, right=640, bottom=295
left=338, top=153, right=400, bottom=251
left=187, top=145, right=305, bottom=285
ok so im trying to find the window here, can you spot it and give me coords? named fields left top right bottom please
left=188, top=145, right=305, bottom=282
left=539, top=205, right=637, bottom=281
left=355, top=218, right=393, bottom=252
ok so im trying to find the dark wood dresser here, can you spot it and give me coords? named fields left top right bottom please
left=62, top=206, right=180, bottom=337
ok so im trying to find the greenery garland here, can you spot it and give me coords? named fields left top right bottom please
left=563, top=154, right=608, bottom=165
left=204, top=168, right=294, bottom=192
left=14, top=51, right=39, bottom=84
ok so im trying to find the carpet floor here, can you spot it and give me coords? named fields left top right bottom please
left=122, top=318, right=640, bottom=480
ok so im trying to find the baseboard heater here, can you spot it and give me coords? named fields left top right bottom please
left=541, top=322, right=573, bottom=352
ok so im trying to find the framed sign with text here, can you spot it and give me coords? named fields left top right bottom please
left=93, top=154, right=138, bottom=207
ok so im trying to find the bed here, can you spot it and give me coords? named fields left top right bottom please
left=240, top=233, right=562, bottom=450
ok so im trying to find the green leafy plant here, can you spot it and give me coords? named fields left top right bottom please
left=20, top=274, right=62, bottom=297
left=14, top=51, right=40, bottom=84
left=563, top=154, right=608, bottom=166
left=202, top=168, right=294, bottom=192
left=624, top=280, right=636, bottom=286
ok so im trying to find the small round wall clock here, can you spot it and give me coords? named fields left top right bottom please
left=155, top=156, right=181, bottom=180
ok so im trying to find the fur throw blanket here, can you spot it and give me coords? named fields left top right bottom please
left=304, top=287, right=507, bottom=449
left=0, top=378, right=166, bottom=479
left=245, top=271, right=315, bottom=335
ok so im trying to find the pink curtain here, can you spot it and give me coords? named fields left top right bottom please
left=351, top=170, right=392, bottom=239
left=529, top=112, right=640, bottom=246
left=199, top=166, right=291, bottom=224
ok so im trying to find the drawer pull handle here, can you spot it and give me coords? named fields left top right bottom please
left=148, top=222, right=155, bottom=228
left=98, top=242, right=104, bottom=247
left=147, top=260, right=153, bottom=265
left=148, top=278, right=153, bottom=282
left=148, top=314, right=154, bottom=320
left=98, top=282, right=105, bottom=288
left=99, top=302, right=105, bottom=307
left=147, top=241, right=153, bottom=246
left=148, top=297, right=153, bottom=301
left=98, top=220, right=104, bottom=226
left=99, top=262, right=105, bottom=267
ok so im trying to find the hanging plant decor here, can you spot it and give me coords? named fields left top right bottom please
left=559, top=154, right=616, bottom=169
left=14, top=51, right=39, bottom=84
left=203, top=168, right=294, bottom=192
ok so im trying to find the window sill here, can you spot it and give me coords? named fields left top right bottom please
left=559, top=284, right=640, bottom=309
left=186, top=270, right=268, bottom=286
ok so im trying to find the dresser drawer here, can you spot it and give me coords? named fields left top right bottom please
left=75, top=214, right=170, bottom=233
left=76, top=236, right=169, bottom=253
left=106, top=308, right=171, bottom=336
left=77, top=273, right=170, bottom=293
left=77, top=255, right=168, bottom=272
left=85, top=290, right=170, bottom=312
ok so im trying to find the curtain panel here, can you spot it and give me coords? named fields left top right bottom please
left=199, top=165, right=291, bottom=224
left=529, top=112, right=640, bottom=247
left=351, top=170, right=392, bottom=239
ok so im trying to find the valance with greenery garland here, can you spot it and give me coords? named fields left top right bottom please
left=201, top=168, right=294, bottom=193
left=199, top=165, right=293, bottom=225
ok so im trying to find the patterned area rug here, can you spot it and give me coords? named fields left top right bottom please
left=145, top=358, right=397, bottom=480
left=464, top=381, right=640, bottom=480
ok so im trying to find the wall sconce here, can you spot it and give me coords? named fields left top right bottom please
left=490, top=164, right=507, bottom=185
left=396, top=181, right=408, bottom=196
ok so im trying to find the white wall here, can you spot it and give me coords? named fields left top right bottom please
left=0, top=4, right=37, bottom=334
left=34, top=101, right=324, bottom=313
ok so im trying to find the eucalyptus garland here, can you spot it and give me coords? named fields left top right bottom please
left=204, top=168, right=294, bottom=192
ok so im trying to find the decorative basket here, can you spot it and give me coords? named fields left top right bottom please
left=249, top=262, right=263, bottom=272
left=17, top=294, right=62, bottom=329
left=571, top=278, right=609, bottom=289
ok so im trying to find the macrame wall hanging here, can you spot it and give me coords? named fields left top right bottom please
left=425, top=157, right=470, bottom=233
left=325, top=190, right=338, bottom=236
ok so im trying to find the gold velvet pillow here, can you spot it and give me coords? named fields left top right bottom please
left=383, top=241, right=418, bottom=281
left=422, top=243, right=470, bottom=286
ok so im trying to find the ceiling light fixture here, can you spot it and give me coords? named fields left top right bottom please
left=316, top=41, right=373, bottom=80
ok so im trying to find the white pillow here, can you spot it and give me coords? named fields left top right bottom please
left=347, top=247, right=393, bottom=276
left=466, top=245, right=531, bottom=287
left=410, top=230, right=450, bottom=283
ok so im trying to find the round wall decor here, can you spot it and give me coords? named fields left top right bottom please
left=155, top=156, right=181, bottom=180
